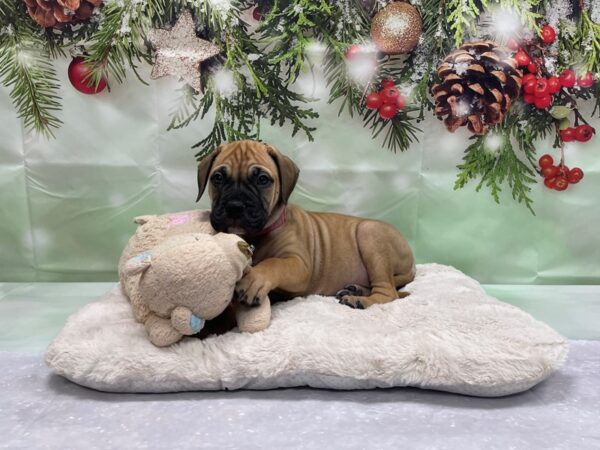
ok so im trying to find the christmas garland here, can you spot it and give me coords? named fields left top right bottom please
left=1, top=0, right=599, bottom=212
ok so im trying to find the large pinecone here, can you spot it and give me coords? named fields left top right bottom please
left=23, top=0, right=102, bottom=28
left=431, top=40, right=522, bottom=135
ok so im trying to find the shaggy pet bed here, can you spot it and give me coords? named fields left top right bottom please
left=46, top=264, right=568, bottom=397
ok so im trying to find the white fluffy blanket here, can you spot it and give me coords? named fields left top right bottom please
left=46, top=264, right=568, bottom=397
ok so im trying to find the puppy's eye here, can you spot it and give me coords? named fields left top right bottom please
left=211, top=172, right=224, bottom=184
left=257, top=174, right=271, bottom=186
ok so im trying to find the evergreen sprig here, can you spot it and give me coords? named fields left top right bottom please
left=579, top=10, right=600, bottom=74
left=0, top=0, right=62, bottom=136
left=85, top=0, right=172, bottom=86
left=454, top=117, right=538, bottom=214
left=168, top=1, right=317, bottom=159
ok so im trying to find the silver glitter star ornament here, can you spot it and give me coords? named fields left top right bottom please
left=149, top=10, right=221, bottom=92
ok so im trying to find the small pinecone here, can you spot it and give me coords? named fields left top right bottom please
left=23, top=0, right=102, bottom=28
left=431, top=40, right=522, bottom=135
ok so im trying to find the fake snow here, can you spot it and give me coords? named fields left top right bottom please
left=454, top=62, right=469, bottom=76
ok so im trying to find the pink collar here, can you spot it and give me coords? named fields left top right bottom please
left=253, top=207, right=287, bottom=237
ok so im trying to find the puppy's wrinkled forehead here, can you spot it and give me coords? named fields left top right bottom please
left=212, top=141, right=277, bottom=178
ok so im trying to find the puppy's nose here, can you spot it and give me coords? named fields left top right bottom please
left=225, top=200, right=245, bottom=218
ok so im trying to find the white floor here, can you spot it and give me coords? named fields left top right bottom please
left=0, top=341, right=598, bottom=449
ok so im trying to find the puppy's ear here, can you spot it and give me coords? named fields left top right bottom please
left=196, top=146, right=222, bottom=202
left=265, top=144, right=299, bottom=204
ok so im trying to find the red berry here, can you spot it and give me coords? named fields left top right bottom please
left=379, top=103, right=398, bottom=120
left=560, top=127, right=576, bottom=142
left=507, top=38, right=520, bottom=50
left=345, top=44, right=362, bottom=60
left=522, top=73, right=536, bottom=85
left=541, top=165, right=560, bottom=179
left=574, top=124, right=595, bottom=142
left=381, top=79, right=395, bottom=89
left=540, top=25, right=557, bottom=44
left=534, top=78, right=549, bottom=97
left=366, top=92, right=383, bottom=110
left=396, top=95, right=406, bottom=110
left=553, top=176, right=569, bottom=191
left=527, top=62, right=538, bottom=73
left=534, top=95, right=552, bottom=109
left=547, top=76, right=561, bottom=94
left=559, top=69, right=576, bottom=88
left=523, top=80, right=537, bottom=94
left=539, top=154, right=554, bottom=169
left=557, top=165, right=570, bottom=178
left=577, top=72, right=595, bottom=88
left=381, top=87, right=400, bottom=104
left=514, top=51, right=531, bottom=67
left=544, top=177, right=557, bottom=189
left=523, top=93, right=536, bottom=104
left=567, top=167, right=584, bottom=184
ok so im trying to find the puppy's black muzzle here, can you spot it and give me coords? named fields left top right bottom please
left=224, top=200, right=245, bottom=219
left=211, top=190, right=268, bottom=234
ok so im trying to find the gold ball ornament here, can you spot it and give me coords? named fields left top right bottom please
left=370, top=2, right=423, bottom=54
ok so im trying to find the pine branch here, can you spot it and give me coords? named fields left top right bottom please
left=364, top=106, right=421, bottom=153
left=323, top=46, right=364, bottom=118
left=454, top=117, right=538, bottom=214
left=84, top=0, right=171, bottom=86
left=446, top=0, right=483, bottom=46
left=579, top=10, right=600, bottom=74
left=0, top=2, right=62, bottom=136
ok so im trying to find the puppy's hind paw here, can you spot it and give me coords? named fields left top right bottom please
left=335, top=284, right=365, bottom=300
left=338, top=296, right=365, bottom=310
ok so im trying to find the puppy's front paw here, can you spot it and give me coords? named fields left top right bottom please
left=236, top=268, right=272, bottom=307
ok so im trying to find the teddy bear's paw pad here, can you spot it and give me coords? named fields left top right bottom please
left=189, top=314, right=205, bottom=333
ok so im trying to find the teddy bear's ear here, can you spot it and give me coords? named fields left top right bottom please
left=123, top=251, right=152, bottom=276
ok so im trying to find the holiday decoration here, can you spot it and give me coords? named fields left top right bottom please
left=540, top=25, right=556, bottom=44
left=68, top=57, right=107, bottom=94
left=538, top=153, right=584, bottom=192
left=577, top=72, right=595, bottom=88
left=370, top=2, right=422, bottom=54
left=252, top=6, right=262, bottom=21
left=23, top=0, right=101, bottom=28
left=344, top=44, right=363, bottom=60
left=149, top=10, right=221, bottom=93
left=1, top=0, right=600, bottom=212
left=366, top=81, right=406, bottom=121
left=432, top=40, right=522, bottom=135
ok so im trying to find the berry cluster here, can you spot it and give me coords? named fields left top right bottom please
left=538, top=155, right=584, bottom=191
left=559, top=124, right=594, bottom=142
left=365, top=80, right=406, bottom=120
left=510, top=25, right=596, bottom=112
left=508, top=23, right=596, bottom=193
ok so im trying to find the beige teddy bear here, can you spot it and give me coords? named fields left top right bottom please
left=119, top=210, right=215, bottom=326
left=120, top=216, right=271, bottom=347
left=118, top=209, right=215, bottom=283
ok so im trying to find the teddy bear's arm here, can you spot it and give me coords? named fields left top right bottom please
left=144, top=313, right=183, bottom=347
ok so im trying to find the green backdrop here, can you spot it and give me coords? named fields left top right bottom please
left=1, top=60, right=599, bottom=284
